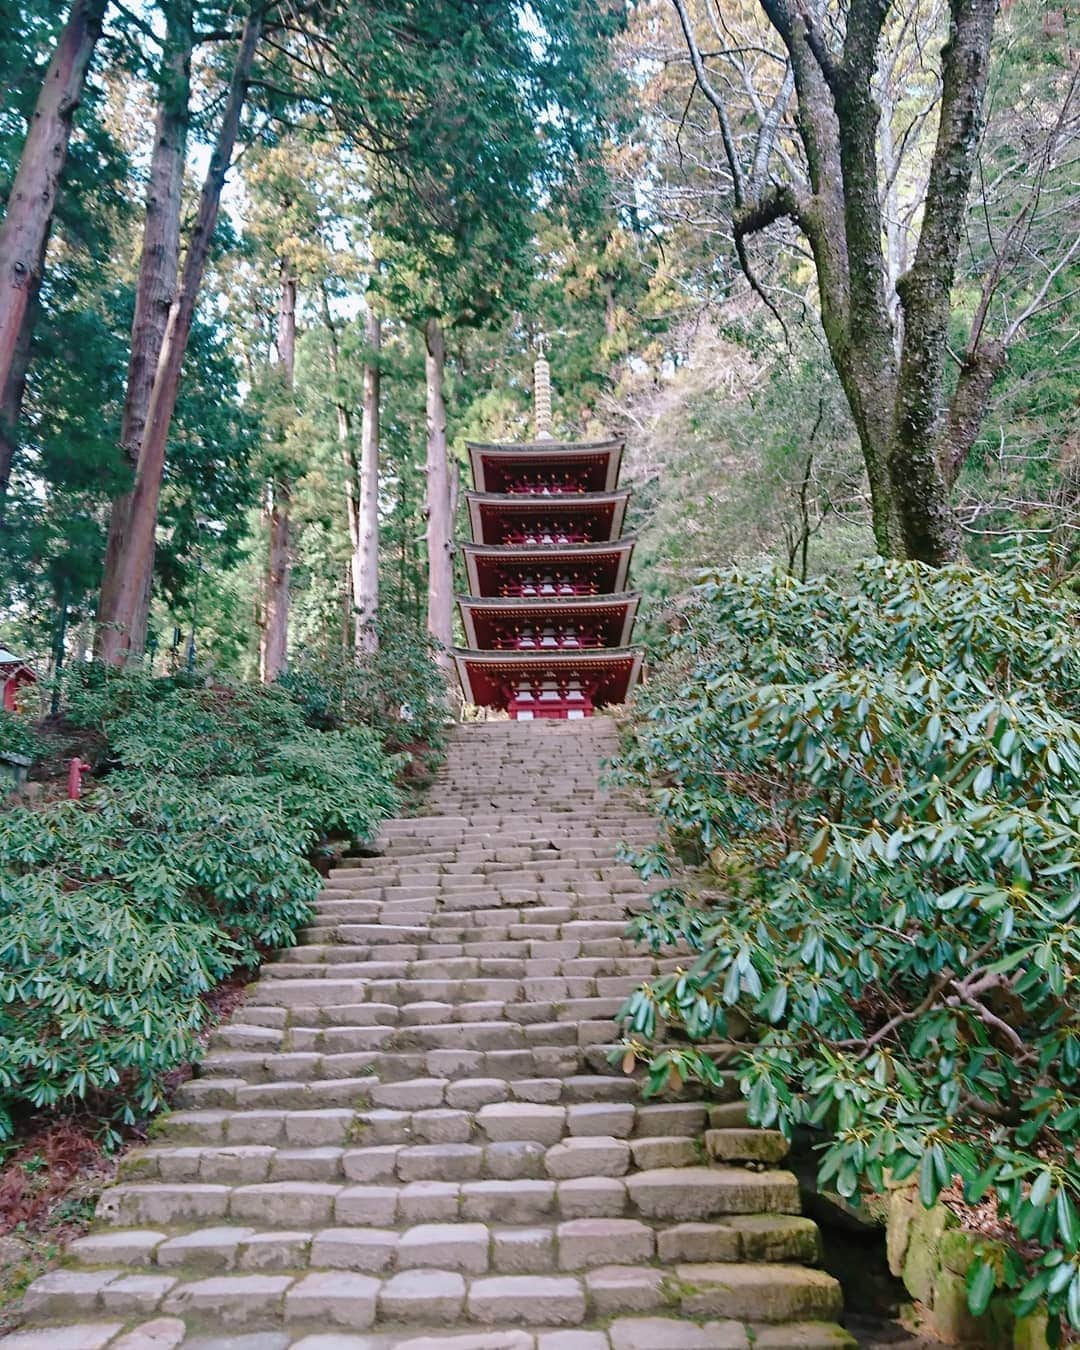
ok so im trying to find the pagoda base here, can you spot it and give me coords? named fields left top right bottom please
left=509, top=693, right=594, bottom=721
left=453, top=647, right=642, bottom=716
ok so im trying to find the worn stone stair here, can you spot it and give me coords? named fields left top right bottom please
left=11, top=718, right=854, bottom=1350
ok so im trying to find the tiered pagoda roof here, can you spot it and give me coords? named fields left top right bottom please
left=453, top=360, right=642, bottom=718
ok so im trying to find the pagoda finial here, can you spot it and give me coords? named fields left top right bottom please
left=534, top=336, right=554, bottom=441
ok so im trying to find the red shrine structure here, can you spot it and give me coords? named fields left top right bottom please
left=453, top=354, right=642, bottom=719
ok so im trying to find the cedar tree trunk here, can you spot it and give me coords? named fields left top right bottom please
left=95, top=0, right=194, bottom=658
left=260, top=263, right=296, bottom=684
left=424, top=316, right=454, bottom=666
left=0, top=0, right=107, bottom=496
left=97, top=6, right=263, bottom=667
left=354, top=307, right=381, bottom=655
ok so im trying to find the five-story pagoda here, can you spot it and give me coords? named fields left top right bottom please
left=453, top=352, right=642, bottom=719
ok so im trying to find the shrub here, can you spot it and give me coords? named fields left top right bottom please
left=0, top=712, right=42, bottom=763
left=0, top=671, right=401, bottom=1140
left=613, top=550, right=1080, bottom=1333
left=279, top=620, right=448, bottom=757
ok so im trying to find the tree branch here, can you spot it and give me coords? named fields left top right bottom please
left=670, top=0, right=746, bottom=207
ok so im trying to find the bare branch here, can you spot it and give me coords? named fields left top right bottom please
left=670, top=0, right=747, bottom=207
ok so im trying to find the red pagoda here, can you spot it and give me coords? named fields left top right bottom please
left=453, top=354, right=642, bottom=719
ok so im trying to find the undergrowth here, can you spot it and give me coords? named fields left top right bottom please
left=613, top=547, right=1080, bottom=1337
left=0, top=666, right=408, bottom=1144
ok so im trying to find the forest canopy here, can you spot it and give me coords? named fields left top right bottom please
left=0, top=0, right=1074, bottom=677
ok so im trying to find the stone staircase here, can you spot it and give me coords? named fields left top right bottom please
left=11, top=718, right=854, bottom=1350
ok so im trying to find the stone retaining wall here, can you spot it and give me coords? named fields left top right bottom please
left=887, top=1186, right=1048, bottom=1347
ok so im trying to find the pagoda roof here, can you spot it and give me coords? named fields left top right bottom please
left=453, top=646, right=643, bottom=712
left=466, top=488, right=630, bottom=546
left=457, top=592, right=641, bottom=650
left=466, top=439, right=624, bottom=493
left=461, top=537, right=636, bottom=597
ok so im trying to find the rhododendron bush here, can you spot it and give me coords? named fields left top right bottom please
left=614, top=552, right=1080, bottom=1331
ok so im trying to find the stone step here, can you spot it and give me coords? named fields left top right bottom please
left=216, top=995, right=629, bottom=1041
left=16, top=722, right=847, bottom=1345
left=174, top=1071, right=702, bottom=1114
left=118, top=1130, right=718, bottom=1187
left=21, top=1259, right=843, bottom=1331
left=211, top=1016, right=624, bottom=1057
left=93, top=1164, right=801, bottom=1230
left=243, top=973, right=659, bottom=1008
left=68, top=1213, right=822, bottom=1276
left=250, top=954, right=674, bottom=986
left=153, top=1100, right=713, bottom=1148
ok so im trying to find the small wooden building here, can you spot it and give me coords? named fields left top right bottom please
left=0, top=647, right=38, bottom=714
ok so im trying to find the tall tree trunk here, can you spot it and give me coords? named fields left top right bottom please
left=0, top=0, right=106, bottom=405
left=95, top=0, right=194, bottom=659
left=355, top=308, right=381, bottom=655
left=97, top=7, right=263, bottom=667
left=0, top=226, right=47, bottom=518
left=260, top=262, right=296, bottom=684
left=424, top=316, right=454, bottom=666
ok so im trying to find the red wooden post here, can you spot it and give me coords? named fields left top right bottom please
left=67, top=757, right=88, bottom=799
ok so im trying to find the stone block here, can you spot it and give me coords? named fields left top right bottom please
left=284, top=1271, right=379, bottom=1327
left=566, top=1102, right=635, bottom=1137
left=334, top=1184, right=399, bottom=1225
left=585, top=1263, right=665, bottom=1314
left=675, top=1263, right=842, bottom=1321
left=283, top=1108, right=355, bottom=1146
left=156, top=1226, right=253, bottom=1269
left=110, top=1318, right=187, bottom=1350
left=705, top=1128, right=788, bottom=1164
left=477, top=1102, right=566, bottom=1144
left=609, top=1318, right=746, bottom=1350
left=69, top=1229, right=165, bottom=1266
left=310, top=1226, right=397, bottom=1272
left=466, top=1274, right=587, bottom=1326
left=230, top=1181, right=338, bottom=1226
left=398, top=1179, right=461, bottom=1222
left=0, top=1326, right=124, bottom=1350
left=22, top=1268, right=121, bottom=1314
left=492, top=1225, right=555, bottom=1272
left=341, top=1145, right=402, bottom=1182
left=545, top=1136, right=630, bottom=1179
left=162, top=1273, right=292, bottom=1323
left=101, top=1273, right=177, bottom=1313
left=379, top=1268, right=467, bottom=1320
left=657, top=1222, right=741, bottom=1264
left=557, top=1176, right=626, bottom=1219
left=238, top=1230, right=312, bottom=1270
left=626, top=1167, right=799, bottom=1220
left=462, top=1178, right=556, bottom=1222
left=398, top=1221, right=490, bottom=1273
left=485, top=1139, right=547, bottom=1179
left=557, top=1218, right=654, bottom=1269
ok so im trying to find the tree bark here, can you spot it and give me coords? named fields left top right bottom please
left=0, top=0, right=106, bottom=405
left=673, top=0, right=1001, bottom=565
left=355, top=308, right=381, bottom=656
left=0, top=227, right=47, bottom=518
left=95, top=0, right=194, bottom=659
left=260, top=262, right=296, bottom=684
left=97, top=6, right=264, bottom=667
left=890, top=0, right=998, bottom=562
left=424, top=316, right=454, bottom=666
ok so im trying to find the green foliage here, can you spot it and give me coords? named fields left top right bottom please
left=613, top=549, right=1080, bottom=1332
left=0, top=711, right=41, bottom=762
left=279, top=620, right=448, bottom=756
left=0, top=671, right=400, bottom=1138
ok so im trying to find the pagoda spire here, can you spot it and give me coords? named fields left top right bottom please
left=533, top=337, right=554, bottom=440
